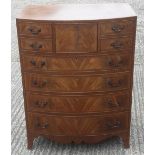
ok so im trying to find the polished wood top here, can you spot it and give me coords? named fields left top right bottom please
left=17, top=3, right=136, bottom=21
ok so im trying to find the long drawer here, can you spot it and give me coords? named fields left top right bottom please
left=22, top=53, right=131, bottom=72
left=28, top=112, right=129, bottom=136
left=26, top=92, right=130, bottom=114
left=24, top=72, right=130, bottom=93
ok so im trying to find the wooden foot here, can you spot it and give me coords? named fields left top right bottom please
left=121, top=133, right=130, bottom=148
left=27, top=133, right=34, bottom=150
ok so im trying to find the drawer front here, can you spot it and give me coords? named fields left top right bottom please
left=28, top=112, right=129, bottom=135
left=100, top=37, right=132, bottom=52
left=20, top=38, right=52, bottom=53
left=18, top=22, right=52, bottom=36
left=22, top=54, right=131, bottom=72
left=47, top=54, right=131, bottom=72
left=99, top=20, right=134, bottom=36
left=55, top=24, right=97, bottom=53
left=24, top=73, right=130, bottom=93
left=26, top=92, right=130, bottom=113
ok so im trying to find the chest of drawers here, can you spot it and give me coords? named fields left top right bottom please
left=16, top=4, right=137, bottom=149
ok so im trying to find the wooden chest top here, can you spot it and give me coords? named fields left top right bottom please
left=17, top=4, right=136, bottom=21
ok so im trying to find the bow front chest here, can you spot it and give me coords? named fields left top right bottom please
left=16, top=4, right=137, bottom=149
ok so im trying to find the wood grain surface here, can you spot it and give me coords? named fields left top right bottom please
left=16, top=3, right=137, bottom=149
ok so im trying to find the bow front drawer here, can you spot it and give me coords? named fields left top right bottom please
left=99, top=20, right=134, bottom=36
left=26, top=92, right=130, bottom=114
left=24, top=73, right=130, bottom=93
left=18, top=22, right=52, bottom=36
left=22, top=54, right=131, bottom=72
left=28, top=112, right=129, bottom=135
left=20, top=38, right=52, bottom=53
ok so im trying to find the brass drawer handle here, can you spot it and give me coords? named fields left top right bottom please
left=30, top=60, right=36, bottom=66
left=35, top=122, right=49, bottom=129
left=28, top=26, right=41, bottom=35
left=106, top=100, right=120, bottom=107
left=73, top=57, right=78, bottom=61
left=106, top=121, right=121, bottom=129
left=108, top=59, right=124, bottom=68
left=107, top=79, right=123, bottom=88
left=30, top=60, right=46, bottom=68
left=30, top=43, right=42, bottom=50
left=32, top=80, right=47, bottom=88
left=35, top=101, right=48, bottom=108
left=111, top=25, right=124, bottom=33
left=40, top=61, right=46, bottom=67
left=111, top=41, right=123, bottom=49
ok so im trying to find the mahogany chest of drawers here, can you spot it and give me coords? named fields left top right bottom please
left=16, top=4, right=137, bottom=149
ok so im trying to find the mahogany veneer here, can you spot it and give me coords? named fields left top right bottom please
left=16, top=4, right=137, bottom=149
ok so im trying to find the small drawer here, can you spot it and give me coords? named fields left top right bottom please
left=99, top=20, right=134, bottom=36
left=26, top=92, right=130, bottom=114
left=20, top=38, right=52, bottom=53
left=22, top=54, right=131, bottom=72
left=100, top=37, right=132, bottom=52
left=24, top=73, right=130, bottom=93
left=18, top=22, right=52, bottom=36
left=28, top=112, right=129, bottom=135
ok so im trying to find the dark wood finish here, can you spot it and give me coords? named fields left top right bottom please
left=99, top=20, right=135, bottom=36
left=20, top=38, right=52, bottom=53
left=27, top=131, right=130, bottom=149
left=16, top=4, right=137, bottom=149
left=26, top=92, right=130, bottom=114
left=24, top=73, right=130, bottom=93
left=28, top=112, right=129, bottom=135
left=22, top=53, right=131, bottom=72
left=55, top=24, right=97, bottom=53
left=22, top=55, right=47, bottom=71
left=18, top=22, right=52, bottom=37
left=100, top=36, right=132, bottom=52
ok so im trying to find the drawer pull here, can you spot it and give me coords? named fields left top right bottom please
left=111, top=25, right=124, bottom=33
left=30, top=60, right=36, bottom=66
left=35, top=122, right=49, bottom=129
left=107, top=79, right=122, bottom=88
left=111, top=41, right=123, bottom=49
left=108, top=59, right=124, bottom=68
left=35, top=101, right=48, bottom=108
left=40, top=61, right=46, bottom=67
left=106, top=121, right=121, bottom=129
left=107, top=100, right=120, bottom=107
left=30, top=43, right=42, bottom=50
left=32, top=80, right=47, bottom=88
left=30, top=60, right=46, bottom=68
left=73, top=57, right=78, bottom=61
left=28, top=26, right=41, bottom=35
